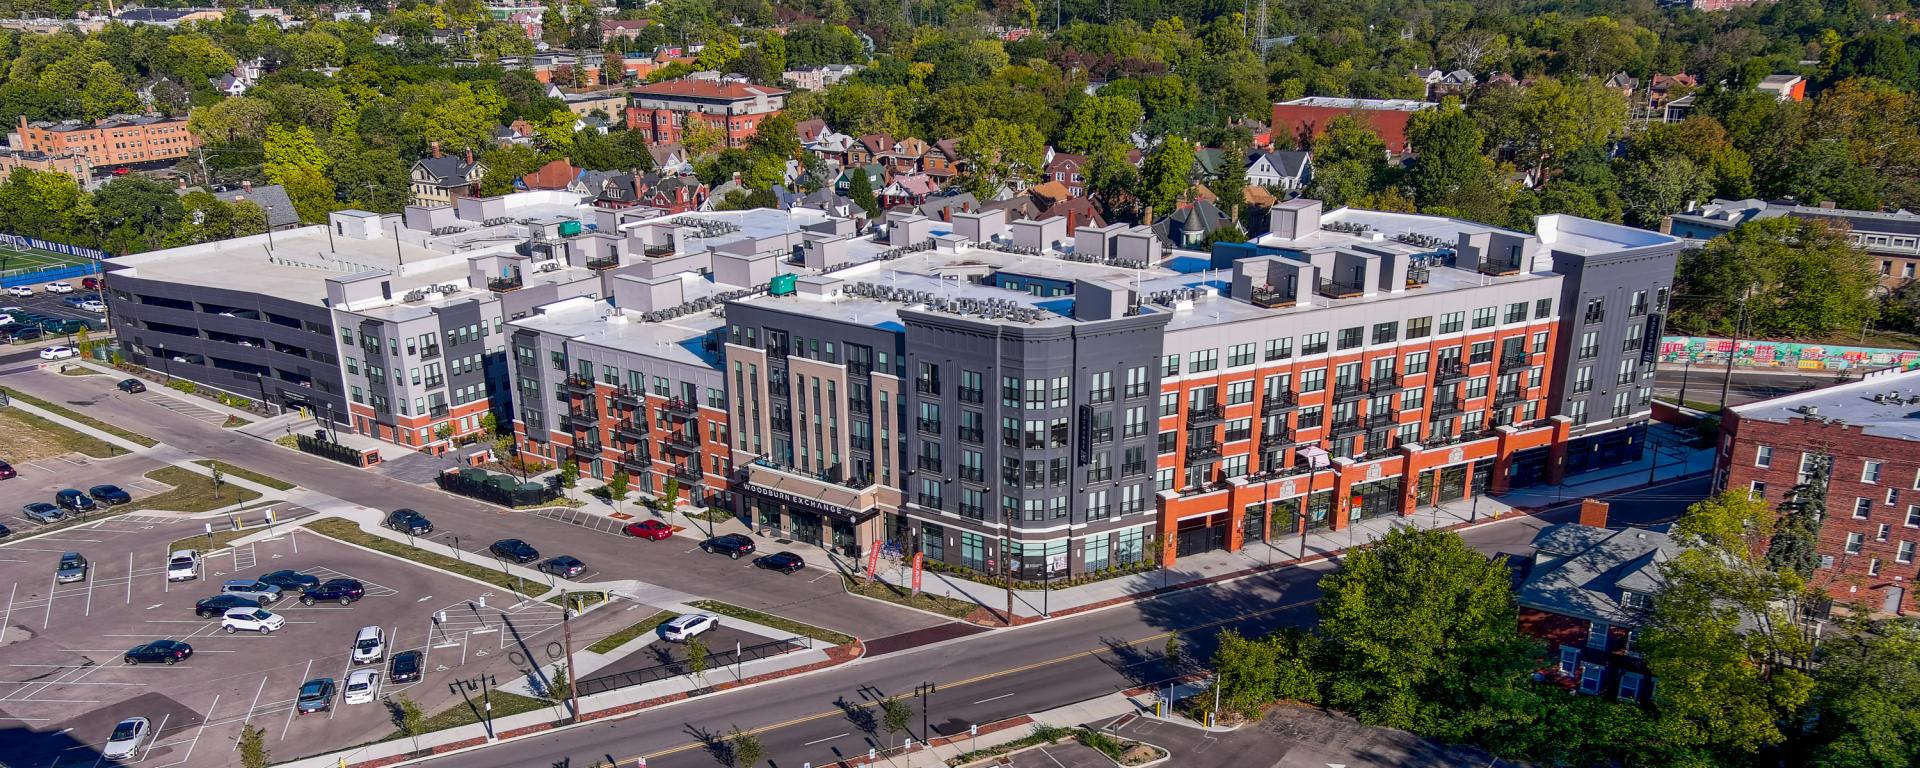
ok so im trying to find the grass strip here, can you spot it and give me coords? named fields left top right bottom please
left=587, top=610, right=679, bottom=654
left=0, top=406, right=124, bottom=458
left=124, top=466, right=261, bottom=513
left=842, top=575, right=979, bottom=619
left=2, top=386, right=157, bottom=447
left=305, top=517, right=536, bottom=599
left=193, top=459, right=295, bottom=491
left=405, top=689, right=555, bottom=736
left=687, top=599, right=856, bottom=646
left=547, top=590, right=609, bottom=611
left=945, top=725, right=1076, bottom=767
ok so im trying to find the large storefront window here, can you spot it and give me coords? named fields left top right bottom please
left=1351, top=478, right=1402, bottom=522
left=1116, top=526, right=1147, bottom=566
left=1242, top=503, right=1267, bottom=543
left=960, top=532, right=986, bottom=571
left=1086, top=534, right=1110, bottom=571
left=1470, top=458, right=1495, bottom=496
left=1269, top=497, right=1301, bottom=537
left=922, top=523, right=944, bottom=560
left=756, top=499, right=781, bottom=532
left=1307, top=490, right=1333, bottom=530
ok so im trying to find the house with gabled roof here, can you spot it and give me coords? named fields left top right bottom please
left=1246, top=150, right=1312, bottom=192
left=409, top=144, right=487, bottom=208
left=1515, top=502, right=1675, bottom=703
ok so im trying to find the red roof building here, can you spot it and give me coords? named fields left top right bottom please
left=1270, top=97, right=1436, bottom=155
left=624, top=79, right=787, bottom=149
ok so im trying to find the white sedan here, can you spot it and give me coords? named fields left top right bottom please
left=4, top=286, right=31, bottom=297
left=80, top=300, right=107, bottom=313
left=40, top=346, right=77, bottom=360
left=221, top=607, right=285, bottom=634
left=344, top=668, right=381, bottom=704
left=45, top=281, right=74, bottom=294
left=102, top=716, right=150, bottom=760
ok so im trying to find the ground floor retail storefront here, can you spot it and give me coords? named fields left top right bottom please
left=895, top=513, right=1156, bottom=582
left=736, top=462, right=889, bottom=558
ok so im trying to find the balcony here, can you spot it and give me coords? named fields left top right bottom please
left=914, top=378, right=940, bottom=395
left=1186, top=442, right=1222, bottom=462
left=662, top=434, right=701, bottom=455
left=1501, top=351, right=1530, bottom=368
left=765, top=343, right=788, bottom=360
left=586, top=255, right=620, bottom=270
left=1316, top=277, right=1366, bottom=300
left=1477, top=257, right=1522, bottom=277
left=917, top=456, right=942, bottom=472
left=563, top=408, right=598, bottom=429
left=1494, top=388, right=1526, bottom=406
left=958, top=427, right=984, bottom=444
left=1091, top=426, right=1114, bottom=443
left=1122, top=461, right=1149, bottom=477
left=957, top=386, right=984, bottom=404
left=1186, top=403, right=1225, bottom=427
left=610, top=387, right=643, bottom=407
left=1260, top=427, right=1292, bottom=447
left=916, top=418, right=942, bottom=435
left=673, top=464, right=704, bottom=482
left=849, top=399, right=872, bottom=416
left=617, top=450, right=651, bottom=469
left=429, top=404, right=449, bottom=419
left=1333, top=381, right=1368, bottom=402
left=423, top=375, right=444, bottom=388
left=487, top=275, right=523, bottom=292
left=1430, top=398, right=1464, bottom=416
left=1423, top=429, right=1462, bottom=448
left=613, top=419, right=648, bottom=441
left=1251, top=285, right=1296, bottom=308
left=1406, top=264, right=1431, bottom=288
left=644, top=244, right=675, bottom=258
left=1435, top=362, right=1468, bottom=383
left=565, top=375, right=597, bottom=393
left=959, top=466, right=985, bottom=483
left=572, top=440, right=603, bottom=456
left=1330, top=415, right=1369, bottom=436
left=769, top=417, right=792, bottom=432
left=419, top=345, right=441, bottom=360
left=1261, top=391, right=1299, bottom=414
left=662, top=398, right=698, bottom=419
left=1368, top=373, right=1403, bottom=393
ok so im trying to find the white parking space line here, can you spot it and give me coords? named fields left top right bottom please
left=132, top=712, right=170, bottom=762
left=240, top=676, right=267, bottom=734
left=42, top=574, right=56, bottom=628
left=2, top=583, right=14, bottom=634
left=155, top=694, right=218, bottom=768
left=85, top=562, right=94, bottom=616
left=279, top=659, right=310, bottom=741
left=125, top=552, right=132, bottom=604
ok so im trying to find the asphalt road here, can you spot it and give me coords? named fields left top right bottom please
left=1652, top=365, right=1852, bottom=408
left=411, top=474, right=1711, bottom=768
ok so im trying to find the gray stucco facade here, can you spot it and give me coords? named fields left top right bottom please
left=1545, top=238, right=1681, bottom=473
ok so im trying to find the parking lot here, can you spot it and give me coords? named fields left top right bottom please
left=1, top=281, right=108, bottom=343
left=0, top=519, right=606, bottom=768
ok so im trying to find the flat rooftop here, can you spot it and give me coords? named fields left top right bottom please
left=514, top=291, right=726, bottom=369
left=1276, top=97, right=1436, bottom=112
left=1732, top=367, right=1920, bottom=441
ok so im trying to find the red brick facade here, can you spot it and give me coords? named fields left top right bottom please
left=561, top=378, right=733, bottom=506
left=1517, top=607, right=1651, bottom=701
left=1719, top=414, right=1919, bottom=615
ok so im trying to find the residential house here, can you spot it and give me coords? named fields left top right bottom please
left=208, top=181, right=301, bottom=231
left=1044, top=151, right=1090, bottom=197
left=849, top=134, right=889, bottom=169
left=924, top=139, right=965, bottom=182
left=893, top=192, right=980, bottom=224
left=782, top=64, right=863, bottom=91
left=805, top=129, right=858, bottom=167
left=1757, top=74, right=1806, bottom=102
left=794, top=118, right=829, bottom=145
left=573, top=114, right=612, bottom=135
left=837, top=163, right=886, bottom=196
left=1646, top=74, right=1696, bottom=108
left=879, top=137, right=929, bottom=176
left=1245, top=150, right=1312, bottom=192
left=408, top=145, right=487, bottom=208
left=1150, top=199, right=1232, bottom=247
left=493, top=123, right=534, bottom=148
left=1190, top=146, right=1227, bottom=183
left=1415, top=68, right=1477, bottom=99
left=1516, top=503, right=1672, bottom=702
left=648, top=144, right=692, bottom=174
left=1603, top=72, right=1639, bottom=100
left=546, top=85, right=627, bottom=119
left=878, top=172, right=937, bottom=208
left=519, top=159, right=581, bottom=191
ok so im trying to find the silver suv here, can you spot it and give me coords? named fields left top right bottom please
left=219, top=579, right=282, bottom=604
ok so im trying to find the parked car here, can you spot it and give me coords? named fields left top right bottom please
left=489, top=538, right=539, bottom=564
left=117, top=378, right=145, bottom=393
left=388, top=650, right=423, bottom=683
left=754, top=551, right=806, bottom=574
left=623, top=519, right=674, bottom=540
left=383, top=508, right=432, bottom=535
left=218, top=579, right=282, bottom=604
left=295, top=678, right=335, bottom=714
left=301, top=578, right=365, bottom=606
left=661, top=614, right=718, bottom=642
left=110, top=166, right=130, bottom=176
left=79, top=300, right=106, bottom=313
left=222, top=607, right=285, bottom=634
left=3, top=326, right=42, bottom=342
left=700, top=533, right=756, bottom=560
left=21, top=502, right=63, bottom=524
left=194, top=594, right=259, bottom=618
left=165, top=550, right=199, bottom=582
left=45, top=281, right=73, bottom=293
left=82, top=277, right=100, bottom=291
left=54, top=489, right=97, bottom=513
left=123, top=639, right=193, bottom=665
left=0, top=313, right=13, bottom=325
left=0, top=522, right=11, bottom=538
left=343, top=668, right=380, bottom=704
left=101, top=717, right=150, bottom=760
left=56, top=552, right=88, bottom=583
left=256, top=569, right=319, bottom=592
left=39, top=345, right=76, bottom=360
left=4, top=285, right=31, bottom=297
left=350, top=625, right=385, bottom=664
left=87, top=484, right=132, bottom=505
left=538, top=555, right=586, bottom=579
left=0, top=460, right=17, bottom=479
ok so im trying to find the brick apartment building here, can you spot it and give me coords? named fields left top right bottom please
left=1719, top=367, right=1920, bottom=616
left=1667, top=199, right=1920, bottom=289
left=625, top=79, right=787, bottom=149
left=0, top=149, right=93, bottom=185
left=1270, top=97, right=1436, bottom=155
left=15, top=114, right=197, bottom=168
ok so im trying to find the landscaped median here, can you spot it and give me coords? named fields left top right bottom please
left=686, top=599, right=857, bottom=645
left=193, top=459, right=295, bottom=491
left=126, top=466, right=262, bottom=513
left=2, top=386, right=158, bottom=447
left=303, top=517, right=539, bottom=599
left=842, top=575, right=981, bottom=619
left=0, top=403, right=125, bottom=459
left=586, top=610, right=679, bottom=654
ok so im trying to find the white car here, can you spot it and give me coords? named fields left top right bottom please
left=39, top=346, right=77, bottom=360
left=102, top=716, right=150, bottom=760
left=221, top=607, right=285, bottom=634
left=660, top=614, right=717, bottom=642
left=165, top=550, right=199, bottom=582
left=4, top=286, right=31, bottom=297
left=351, top=625, right=385, bottom=664
left=0, top=313, right=13, bottom=325
left=45, top=281, right=74, bottom=294
left=80, top=300, right=107, bottom=313
left=343, top=668, right=381, bottom=704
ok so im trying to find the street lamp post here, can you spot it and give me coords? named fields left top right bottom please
left=914, top=682, right=937, bottom=743
left=263, top=206, right=276, bottom=251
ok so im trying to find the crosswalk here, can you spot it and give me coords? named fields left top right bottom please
left=141, top=393, right=227, bottom=424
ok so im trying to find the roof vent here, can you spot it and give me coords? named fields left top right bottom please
left=1798, top=405, right=1820, bottom=417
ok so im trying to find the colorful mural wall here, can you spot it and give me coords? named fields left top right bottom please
left=1659, top=337, right=1920, bottom=372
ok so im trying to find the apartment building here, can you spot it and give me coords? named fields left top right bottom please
left=625, top=79, right=787, bottom=149
left=15, top=114, right=197, bottom=168
left=105, top=191, right=614, bottom=452
left=1719, top=367, right=1920, bottom=616
left=0, top=149, right=93, bottom=185
left=1269, top=97, right=1435, bottom=155
left=1667, top=198, right=1920, bottom=289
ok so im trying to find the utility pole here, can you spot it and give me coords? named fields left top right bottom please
left=1001, top=506, right=1014, bottom=626
left=914, top=682, right=936, bottom=743
left=561, top=593, right=580, bottom=722
left=1717, top=287, right=1750, bottom=413
left=1252, top=0, right=1270, bottom=56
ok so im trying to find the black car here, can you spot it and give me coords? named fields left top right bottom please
left=489, top=538, right=539, bottom=564
left=87, top=484, right=132, bottom=505
left=194, top=594, right=261, bottom=618
left=753, top=551, right=806, bottom=574
left=1, top=325, right=41, bottom=342
left=388, top=650, right=424, bottom=683
left=300, top=578, right=365, bottom=606
left=257, top=569, right=320, bottom=592
left=0, top=522, right=11, bottom=538
left=123, top=640, right=193, bottom=665
left=54, top=489, right=97, bottom=513
left=538, top=556, right=585, bottom=579
left=700, top=533, right=756, bottom=560
left=383, top=509, right=433, bottom=535
left=117, top=378, right=146, bottom=393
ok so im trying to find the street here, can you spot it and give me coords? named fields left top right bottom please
left=1652, top=363, right=1851, bottom=408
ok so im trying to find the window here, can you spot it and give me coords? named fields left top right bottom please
left=1863, top=461, right=1884, bottom=484
left=1749, top=481, right=1767, bottom=500
left=1471, top=307, right=1496, bottom=329
left=1618, top=672, right=1644, bottom=702
left=1406, top=316, right=1432, bottom=338
left=1629, top=290, right=1648, bottom=317
left=1264, top=337, right=1293, bottom=361
left=1125, top=366, right=1149, bottom=398
left=1372, top=321, right=1397, bottom=344
left=1845, top=532, right=1864, bottom=554
left=1162, top=354, right=1179, bottom=377
left=1337, top=326, right=1364, bottom=350
left=1558, top=646, right=1580, bottom=677
left=1404, top=351, right=1428, bottom=375
left=1754, top=446, right=1773, bottom=468
left=1438, top=311, right=1465, bottom=334
left=1586, top=621, right=1609, bottom=650
left=1227, top=381, right=1254, bottom=405
left=1908, top=505, right=1920, bottom=527
left=1536, top=297, right=1554, bottom=319
left=1868, top=558, right=1882, bottom=576
left=1504, top=302, right=1528, bottom=324
left=1620, top=590, right=1651, bottom=609
left=1898, top=541, right=1914, bottom=564
left=1877, top=523, right=1891, bottom=541
left=1583, top=298, right=1605, bottom=325
left=1855, top=498, right=1873, bottom=519
left=1157, top=431, right=1176, bottom=455
left=1300, top=332, right=1328, bottom=356
left=1579, top=663, right=1605, bottom=695
left=1227, top=343, right=1255, bottom=367
left=1188, top=349, right=1218, bottom=373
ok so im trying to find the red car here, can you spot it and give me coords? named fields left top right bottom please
left=0, top=461, right=14, bottom=479
left=82, top=278, right=100, bottom=291
left=623, top=520, right=674, bottom=540
left=111, top=167, right=130, bottom=176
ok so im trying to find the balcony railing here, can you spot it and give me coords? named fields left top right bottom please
left=958, top=427, right=984, bottom=444
left=914, top=378, right=939, bottom=395
left=428, top=404, right=449, bottom=419
left=419, top=345, right=441, bottom=360
left=1333, top=381, right=1368, bottom=402
left=572, top=440, right=603, bottom=456
left=1261, top=390, right=1299, bottom=414
left=563, top=408, right=598, bottom=429
left=1500, top=351, right=1529, bottom=368
left=917, top=456, right=942, bottom=472
left=487, top=276, right=523, bottom=292
left=1187, top=403, right=1225, bottom=426
left=765, top=343, right=788, bottom=360
left=849, top=399, right=872, bottom=416
left=1250, top=285, right=1296, bottom=308
left=1435, top=362, right=1468, bottom=383
left=673, top=464, right=704, bottom=481
left=423, top=375, right=444, bottom=388
left=612, top=387, right=643, bottom=407
left=957, top=387, right=984, bottom=404
left=960, top=466, right=984, bottom=483
left=1186, top=442, right=1222, bottom=462
left=1368, top=373, right=1403, bottom=392
left=618, top=450, right=650, bottom=469
left=1430, top=398, right=1463, bottom=416
left=1494, top=388, right=1525, bottom=406
left=1091, top=426, right=1114, bottom=443
left=614, top=419, right=648, bottom=440
left=1316, top=277, right=1366, bottom=300
left=916, top=418, right=942, bottom=435
left=662, top=434, right=701, bottom=454
left=769, top=417, right=792, bottom=432
left=586, top=256, right=620, bottom=270
left=1260, top=427, right=1292, bottom=447
left=1122, top=461, right=1149, bottom=477
left=1330, top=415, right=1369, bottom=436
left=1477, top=257, right=1522, bottom=277
left=662, top=398, right=698, bottom=419
left=565, top=375, right=597, bottom=393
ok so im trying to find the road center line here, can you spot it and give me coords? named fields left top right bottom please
left=972, top=693, right=1015, bottom=705
left=802, top=732, right=847, bottom=746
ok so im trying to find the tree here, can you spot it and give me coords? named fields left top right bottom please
left=1673, top=217, right=1879, bottom=339
left=331, top=145, right=411, bottom=212
left=79, top=61, right=138, bottom=121
left=1210, top=627, right=1323, bottom=716
left=879, top=696, right=912, bottom=746
left=686, top=636, right=708, bottom=682
left=1137, top=137, right=1195, bottom=219
left=1765, top=453, right=1829, bottom=578
left=1059, top=95, right=1144, bottom=155
left=729, top=725, right=764, bottom=767
left=955, top=118, right=1044, bottom=200
left=1618, top=155, right=1711, bottom=228
left=605, top=470, right=630, bottom=511
left=263, top=124, right=333, bottom=223
left=1406, top=99, right=1493, bottom=212
left=846, top=165, right=879, bottom=218
left=393, top=694, right=425, bottom=754
left=545, top=661, right=571, bottom=704
left=1804, top=619, right=1920, bottom=767
left=659, top=477, right=681, bottom=515
left=680, top=117, right=726, bottom=159
left=1304, top=117, right=1388, bottom=208
left=479, top=144, right=542, bottom=196
left=1512, top=76, right=1628, bottom=179
left=237, top=725, right=269, bottom=768
left=1315, top=526, right=1539, bottom=741
left=92, top=177, right=185, bottom=254
left=1163, top=631, right=1183, bottom=670
left=559, top=458, right=579, bottom=489
left=470, top=24, right=535, bottom=64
